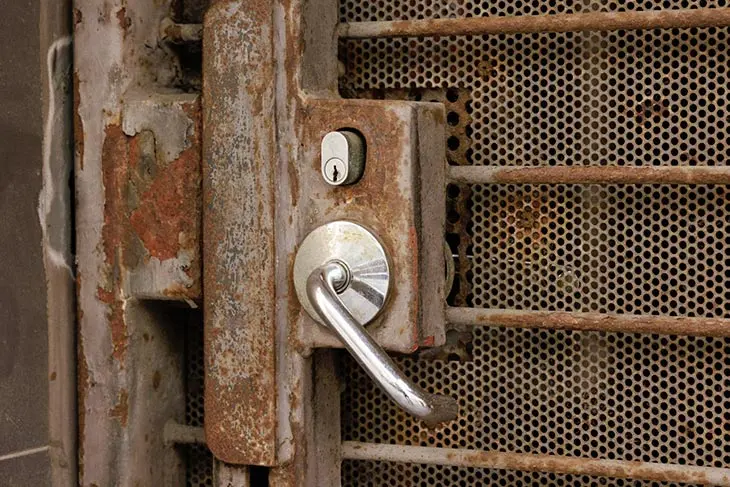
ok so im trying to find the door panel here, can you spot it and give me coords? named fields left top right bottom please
left=74, top=0, right=730, bottom=485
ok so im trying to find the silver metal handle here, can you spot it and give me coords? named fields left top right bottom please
left=307, top=261, right=458, bottom=426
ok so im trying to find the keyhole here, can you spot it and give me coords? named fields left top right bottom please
left=331, top=164, right=339, bottom=182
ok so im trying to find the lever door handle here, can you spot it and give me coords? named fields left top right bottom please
left=306, top=260, right=458, bottom=425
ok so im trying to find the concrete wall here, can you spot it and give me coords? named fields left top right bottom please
left=0, top=0, right=75, bottom=485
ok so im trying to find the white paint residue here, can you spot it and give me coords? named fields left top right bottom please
left=38, top=36, right=73, bottom=274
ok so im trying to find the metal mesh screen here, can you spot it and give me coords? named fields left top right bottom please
left=470, top=183, right=730, bottom=315
left=185, top=319, right=213, bottom=487
left=339, top=0, right=730, bottom=485
left=340, top=21, right=729, bottom=170
left=342, top=328, right=730, bottom=466
left=341, top=461, right=697, bottom=487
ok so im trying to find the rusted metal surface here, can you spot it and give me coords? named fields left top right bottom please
left=342, top=442, right=730, bottom=486
left=296, top=99, right=447, bottom=352
left=74, top=0, right=192, bottom=485
left=446, top=307, right=730, bottom=337
left=122, top=94, right=203, bottom=302
left=339, top=8, right=730, bottom=39
left=450, top=165, right=730, bottom=185
left=203, top=0, right=449, bottom=480
left=202, top=0, right=278, bottom=466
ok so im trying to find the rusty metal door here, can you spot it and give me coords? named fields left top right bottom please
left=74, top=0, right=730, bottom=486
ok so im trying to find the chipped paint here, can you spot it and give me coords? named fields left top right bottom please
left=74, top=0, right=189, bottom=485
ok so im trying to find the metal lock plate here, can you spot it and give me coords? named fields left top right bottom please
left=293, top=221, right=390, bottom=326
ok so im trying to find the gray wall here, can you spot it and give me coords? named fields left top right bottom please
left=1, top=0, right=74, bottom=485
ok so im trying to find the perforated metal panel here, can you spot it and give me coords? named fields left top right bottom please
left=341, top=461, right=698, bottom=487
left=339, top=0, right=730, bottom=485
left=470, top=184, right=730, bottom=315
left=185, top=321, right=213, bottom=487
left=340, top=11, right=730, bottom=170
left=342, top=328, right=730, bottom=470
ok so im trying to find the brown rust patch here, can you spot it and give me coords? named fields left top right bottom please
left=101, top=123, right=128, bottom=267
left=100, top=124, right=130, bottom=364
left=287, top=156, right=299, bottom=205
left=108, top=299, right=126, bottom=363
left=152, top=370, right=161, bottom=390
left=109, top=389, right=129, bottom=427
left=77, top=336, right=88, bottom=480
left=129, top=147, right=200, bottom=261
left=129, top=102, right=201, bottom=261
left=116, top=7, right=131, bottom=34
left=127, top=101, right=201, bottom=299
left=631, top=98, right=671, bottom=124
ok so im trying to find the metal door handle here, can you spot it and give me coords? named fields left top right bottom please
left=307, top=261, right=458, bottom=425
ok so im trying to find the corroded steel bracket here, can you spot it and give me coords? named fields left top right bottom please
left=296, top=99, right=446, bottom=352
left=202, top=0, right=447, bottom=471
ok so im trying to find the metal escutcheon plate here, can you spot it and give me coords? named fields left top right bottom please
left=294, top=221, right=390, bottom=327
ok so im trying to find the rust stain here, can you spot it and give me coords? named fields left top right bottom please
left=162, top=283, right=197, bottom=300
left=101, top=123, right=128, bottom=267
left=202, top=2, right=278, bottom=465
left=152, top=370, right=161, bottom=390
left=287, top=156, right=299, bottom=205
left=129, top=146, right=200, bottom=261
left=109, top=389, right=129, bottom=427
left=127, top=101, right=201, bottom=300
left=116, top=7, right=131, bottom=35
left=98, top=286, right=127, bottom=363
left=631, top=98, right=671, bottom=124
left=100, top=124, right=130, bottom=364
